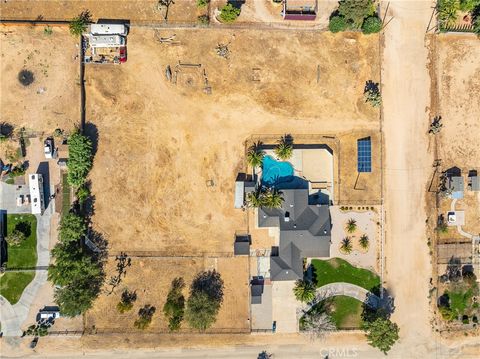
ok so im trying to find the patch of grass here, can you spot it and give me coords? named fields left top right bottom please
left=6, top=214, right=37, bottom=268
left=329, top=296, right=363, bottom=329
left=0, top=272, right=35, bottom=304
left=449, top=288, right=473, bottom=317
left=311, top=258, right=380, bottom=291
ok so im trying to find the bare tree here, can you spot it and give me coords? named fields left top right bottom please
left=302, top=312, right=336, bottom=340
left=157, top=0, right=175, bottom=21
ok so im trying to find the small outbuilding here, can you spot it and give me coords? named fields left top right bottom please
left=282, top=0, right=317, bottom=20
left=469, top=176, right=479, bottom=191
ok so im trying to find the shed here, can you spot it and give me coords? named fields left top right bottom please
left=234, top=234, right=251, bottom=256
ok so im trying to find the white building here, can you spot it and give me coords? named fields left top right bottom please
left=89, top=23, right=128, bottom=36
left=29, top=174, right=45, bottom=215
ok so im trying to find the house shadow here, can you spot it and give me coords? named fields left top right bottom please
left=445, top=166, right=461, bottom=177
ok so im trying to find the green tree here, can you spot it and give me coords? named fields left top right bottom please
left=346, top=218, right=357, bottom=233
left=134, top=305, right=156, bottom=329
left=117, top=289, right=137, bottom=313
left=246, top=142, right=265, bottom=168
left=54, top=279, right=100, bottom=317
left=329, top=15, right=348, bottom=32
left=274, top=135, right=293, bottom=160
left=362, top=16, right=382, bottom=34
left=364, top=80, right=381, bottom=107
left=338, top=0, right=376, bottom=28
left=76, top=185, right=90, bottom=204
left=163, top=277, right=186, bottom=331
left=438, top=0, right=460, bottom=28
left=359, top=234, right=369, bottom=249
left=219, top=3, right=241, bottom=23
left=69, top=10, right=91, bottom=37
left=58, top=213, right=86, bottom=243
left=362, top=317, right=399, bottom=354
left=340, top=237, right=353, bottom=254
left=262, top=188, right=284, bottom=209
left=459, top=0, right=480, bottom=11
left=67, top=131, right=93, bottom=187
left=293, top=279, right=316, bottom=303
left=185, top=291, right=220, bottom=330
left=185, top=270, right=224, bottom=330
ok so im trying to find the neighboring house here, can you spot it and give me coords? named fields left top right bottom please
left=448, top=176, right=464, bottom=199
left=282, top=0, right=318, bottom=20
left=468, top=176, right=479, bottom=191
left=257, top=188, right=331, bottom=281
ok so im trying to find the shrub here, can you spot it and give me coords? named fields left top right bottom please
left=197, top=0, right=209, bottom=8
left=198, top=14, right=210, bottom=25
left=6, top=230, right=26, bottom=247
left=364, top=80, right=381, bottom=107
left=76, top=185, right=90, bottom=204
left=117, top=289, right=137, bottom=313
left=340, top=237, right=353, bottom=254
left=362, top=16, right=382, bottom=34
left=44, top=26, right=53, bottom=35
left=329, top=16, right=348, bottom=33
left=439, top=305, right=455, bottom=321
left=359, top=234, right=369, bottom=249
left=134, top=305, right=156, bottom=329
left=462, top=315, right=469, bottom=324
left=438, top=0, right=460, bottom=28
left=219, top=3, right=240, bottom=23
left=163, top=277, right=185, bottom=331
left=346, top=218, right=357, bottom=233
left=459, top=0, right=480, bottom=11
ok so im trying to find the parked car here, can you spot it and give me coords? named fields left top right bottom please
left=29, top=336, right=38, bottom=349
left=119, top=47, right=127, bottom=63
left=44, top=138, right=54, bottom=159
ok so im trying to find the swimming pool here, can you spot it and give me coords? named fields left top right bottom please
left=261, top=156, right=294, bottom=188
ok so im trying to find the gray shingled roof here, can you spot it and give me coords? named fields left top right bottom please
left=258, top=188, right=331, bottom=281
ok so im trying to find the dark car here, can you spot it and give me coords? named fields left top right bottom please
left=30, top=337, right=39, bottom=349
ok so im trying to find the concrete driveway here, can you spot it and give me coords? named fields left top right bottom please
left=0, top=181, right=31, bottom=214
left=271, top=281, right=298, bottom=333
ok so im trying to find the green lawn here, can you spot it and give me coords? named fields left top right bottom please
left=311, top=258, right=380, bottom=292
left=328, top=296, right=363, bottom=329
left=6, top=214, right=37, bottom=268
left=0, top=272, right=35, bottom=304
left=449, top=288, right=474, bottom=317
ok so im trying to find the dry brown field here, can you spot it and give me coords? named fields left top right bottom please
left=86, top=27, right=381, bottom=254
left=0, top=26, right=79, bottom=132
left=85, top=256, right=249, bottom=332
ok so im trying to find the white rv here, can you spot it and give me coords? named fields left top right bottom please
left=29, top=174, right=45, bottom=215
left=89, top=23, right=127, bottom=36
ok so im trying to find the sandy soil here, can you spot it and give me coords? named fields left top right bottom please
left=86, top=28, right=380, bottom=254
left=0, top=26, right=79, bottom=133
left=85, top=256, right=249, bottom=332
left=436, top=35, right=480, bottom=170
left=381, top=1, right=436, bottom=358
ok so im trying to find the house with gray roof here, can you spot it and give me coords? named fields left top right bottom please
left=257, top=188, right=331, bottom=281
left=448, top=176, right=464, bottom=199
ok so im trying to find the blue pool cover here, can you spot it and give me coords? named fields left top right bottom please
left=261, top=156, right=294, bottom=187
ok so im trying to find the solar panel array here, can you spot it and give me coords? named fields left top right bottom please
left=357, top=137, right=372, bottom=172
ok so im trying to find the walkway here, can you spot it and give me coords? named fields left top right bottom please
left=300, top=282, right=380, bottom=314
left=0, top=207, right=52, bottom=336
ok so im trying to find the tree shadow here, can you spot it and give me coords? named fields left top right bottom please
left=15, top=221, right=32, bottom=237
left=364, top=80, right=380, bottom=95
left=83, top=122, right=99, bottom=158
left=361, top=285, right=395, bottom=323
left=0, top=122, right=14, bottom=137
left=228, top=0, right=246, bottom=10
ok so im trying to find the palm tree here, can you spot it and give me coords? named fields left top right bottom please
left=262, top=188, right=283, bottom=209
left=69, top=10, right=91, bottom=37
left=274, top=135, right=293, bottom=160
left=340, top=237, right=353, bottom=254
left=346, top=218, right=357, bottom=233
left=246, top=142, right=265, bottom=168
left=359, top=234, right=369, bottom=249
left=246, top=187, right=264, bottom=208
left=293, top=279, right=316, bottom=303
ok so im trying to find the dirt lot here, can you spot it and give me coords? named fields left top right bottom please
left=85, top=256, right=249, bottom=332
left=0, top=25, right=79, bottom=132
left=436, top=35, right=480, bottom=170
left=87, top=27, right=380, bottom=254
